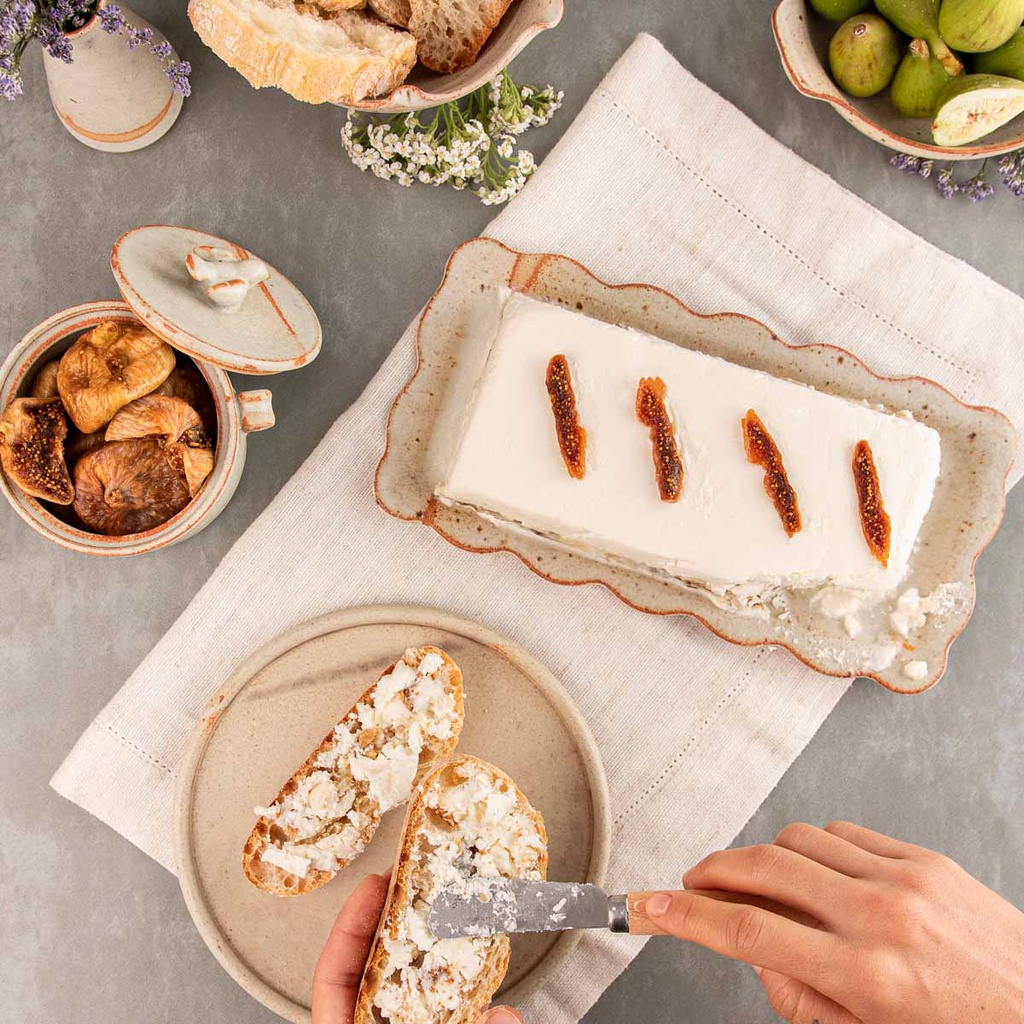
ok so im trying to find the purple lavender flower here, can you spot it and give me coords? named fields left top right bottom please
left=0, top=59, right=23, bottom=99
left=998, top=151, right=1024, bottom=200
left=96, top=2, right=124, bottom=33
left=150, top=40, right=171, bottom=58
left=961, top=162, right=994, bottom=203
left=935, top=167, right=959, bottom=199
left=165, top=57, right=190, bottom=96
left=889, top=153, right=922, bottom=174
left=917, top=159, right=933, bottom=179
left=125, top=23, right=151, bottom=49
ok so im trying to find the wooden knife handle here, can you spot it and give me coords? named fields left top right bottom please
left=621, top=889, right=818, bottom=935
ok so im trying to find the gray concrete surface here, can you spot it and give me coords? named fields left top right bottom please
left=1, top=1, right=1021, bottom=1021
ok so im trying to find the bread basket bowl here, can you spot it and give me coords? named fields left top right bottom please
left=772, top=0, right=1024, bottom=160
left=353, top=0, right=564, bottom=112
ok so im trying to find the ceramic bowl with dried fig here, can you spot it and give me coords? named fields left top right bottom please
left=0, top=300, right=275, bottom=555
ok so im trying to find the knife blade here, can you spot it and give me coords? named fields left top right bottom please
left=428, top=879, right=816, bottom=938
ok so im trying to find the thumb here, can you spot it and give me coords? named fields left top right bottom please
left=754, top=967, right=862, bottom=1024
left=478, top=1008, right=525, bottom=1024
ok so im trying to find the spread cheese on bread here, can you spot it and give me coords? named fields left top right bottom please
left=243, top=646, right=464, bottom=896
left=356, top=756, right=547, bottom=1024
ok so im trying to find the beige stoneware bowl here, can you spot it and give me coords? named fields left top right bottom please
left=0, top=301, right=274, bottom=556
left=772, top=0, right=1024, bottom=160
left=376, top=239, right=1017, bottom=694
left=174, top=604, right=611, bottom=1024
left=351, top=0, right=564, bottom=112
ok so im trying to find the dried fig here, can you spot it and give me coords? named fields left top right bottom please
left=30, top=360, right=61, bottom=399
left=57, top=320, right=175, bottom=434
left=153, top=364, right=216, bottom=436
left=0, top=397, right=74, bottom=504
left=106, top=395, right=202, bottom=445
left=64, top=428, right=108, bottom=468
left=73, top=438, right=190, bottom=535
left=105, top=395, right=215, bottom=497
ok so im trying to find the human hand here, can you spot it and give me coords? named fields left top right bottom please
left=640, top=821, right=1024, bottom=1024
left=312, top=872, right=526, bottom=1024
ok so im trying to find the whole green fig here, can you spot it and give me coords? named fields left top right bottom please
left=829, top=14, right=902, bottom=96
left=892, top=39, right=959, bottom=116
left=808, top=0, right=873, bottom=20
left=938, top=0, right=1024, bottom=53
left=875, top=0, right=964, bottom=74
left=974, top=27, right=1024, bottom=79
left=932, top=73, right=1024, bottom=144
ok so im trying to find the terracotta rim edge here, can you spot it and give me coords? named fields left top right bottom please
left=172, top=603, right=612, bottom=1022
left=373, top=238, right=1017, bottom=694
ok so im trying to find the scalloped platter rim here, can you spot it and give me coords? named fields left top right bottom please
left=375, top=239, right=1016, bottom=693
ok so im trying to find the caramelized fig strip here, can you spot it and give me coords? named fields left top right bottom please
left=546, top=354, right=587, bottom=480
left=742, top=409, right=802, bottom=537
left=636, top=376, right=683, bottom=502
left=852, top=439, right=891, bottom=568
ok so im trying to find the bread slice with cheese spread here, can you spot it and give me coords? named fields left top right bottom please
left=355, top=756, right=548, bottom=1024
left=188, top=0, right=418, bottom=105
left=242, top=646, right=464, bottom=896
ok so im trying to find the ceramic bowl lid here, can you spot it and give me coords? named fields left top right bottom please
left=110, top=225, right=321, bottom=375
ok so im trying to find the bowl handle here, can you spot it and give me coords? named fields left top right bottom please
left=238, top=389, right=275, bottom=434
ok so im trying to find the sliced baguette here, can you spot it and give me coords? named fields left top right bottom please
left=408, top=0, right=514, bottom=74
left=188, top=0, right=418, bottom=104
left=368, top=0, right=411, bottom=28
left=242, top=646, right=464, bottom=896
left=355, top=755, right=548, bottom=1024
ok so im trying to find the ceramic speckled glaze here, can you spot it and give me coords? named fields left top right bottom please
left=772, top=0, right=1024, bottom=161
left=375, top=239, right=1017, bottom=694
left=0, top=301, right=271, bottom=555
left=350, top=0, right=564, bottom=113
left=173, top=605, right=610, bottom=1024
left=0, top=227, right=319, bottom=555
left=43, top=2, right=184, bottom=153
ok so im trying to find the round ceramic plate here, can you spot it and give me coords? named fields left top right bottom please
left=173, top=605, right=610, bottom=1024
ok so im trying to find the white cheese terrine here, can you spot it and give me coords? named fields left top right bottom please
left=435, top=289, right=942, bottom=611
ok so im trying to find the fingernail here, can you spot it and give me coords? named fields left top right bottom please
left=481, top=1009, right=524, bottom=1024
left=645, top=892, right=673, bottom=917
left=751, top=965, right=763, bottom=978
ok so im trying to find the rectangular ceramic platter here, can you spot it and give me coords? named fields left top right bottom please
left=376, top=240, right=1016, bottom=692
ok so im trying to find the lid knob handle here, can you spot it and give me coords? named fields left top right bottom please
left=185, top=246, right=270, bottom=314
left=238, top=390, right=275, bottom=434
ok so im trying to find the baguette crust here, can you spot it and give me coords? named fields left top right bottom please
left=242, top=646, right=464, bottom=896
left=408, top=0, right=515, bottom=74
left=368, top=0, right=410, bottom=28
left=188, top=0, right=418, bottom=104
left=355, top=756, right=548, bottom=1024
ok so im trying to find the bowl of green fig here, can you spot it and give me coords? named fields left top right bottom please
left=773, top=0, right=1024, bottom=158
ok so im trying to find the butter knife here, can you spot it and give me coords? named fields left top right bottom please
left=428, top=879, right=813, bottom=938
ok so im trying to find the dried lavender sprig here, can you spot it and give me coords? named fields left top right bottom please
left=98, top=3, right=189, bottom=95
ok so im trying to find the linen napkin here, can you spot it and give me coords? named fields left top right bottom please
left=52, top=34, right=1024, bottom=1023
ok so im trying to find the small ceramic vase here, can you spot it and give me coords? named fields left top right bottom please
left=42, top=1, right=183, bottom=153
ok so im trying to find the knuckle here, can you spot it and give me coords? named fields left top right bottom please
left=766, top=978, right=811, bottom=1023
left=824, top=819, right=853, bottom=835
left=747, top=843, right=787, bottom=883
left=774, top=821, right=816, bottom=847
left=727, top=907, right=769, bottom=958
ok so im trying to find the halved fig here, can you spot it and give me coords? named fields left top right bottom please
left=0, top=397, right=74, bottom=504
left=105, top=395, right=215, bottom=497
left=29, top=360, right=61, bottom=399
left=932, top=74, right=1024, bottom=145
left=73, top=438, right=190, bottom=535
left=57, top=320, right=176, bottom=434
left=153, top=364, right=216, bottom=436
